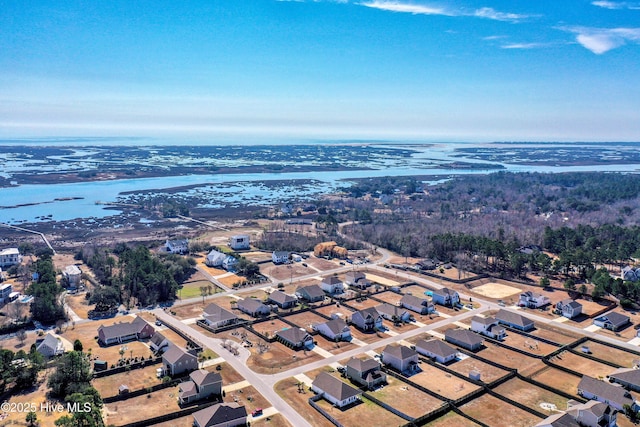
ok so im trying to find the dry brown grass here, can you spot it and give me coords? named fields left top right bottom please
left=208, top=362, right=245, bottom=385
left=93, top=365, right=162, bottom=398
left=459, top=393, right=543, bottom=427
left=285, top=311, right=329, bottom=332
left=103, top=385, right=182, bottom=425
left=275, top=377, right=335, bottom=427
left=579, top=340, right=640, bottom=367
left=425, top=411, right=482, bottom=427
left=529, top=324, right=581, bottom=345
left=410, top=364, right=481, bottom=400
left=224, top=385, right=270, bottom=415
left=476, top=342, right=541, bottom=374
left=372, top=291, right=403, bottom=305
left=369, top=375, right=445, bottom=418
left=493, top=378, right=569, bottom=411
left=316, top=395, right=407, bottom=427
left=251, top=413, right=293, bottom=427
left=531, top=367, right=581, bottom=398
left=549, top=351, right=615, bottom=378
left=65, top=293, right=94, bottom=319
left=449, top=357, right=510, bottom=384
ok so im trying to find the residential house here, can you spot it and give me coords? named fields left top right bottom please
left=272, top=251, right=290, bottom=264
left=444, top=329, right=484, bottom=351
left=495, top=309, right=535, bottom=331
left=0, top=283, right=12, bottom=303
left=375, top=303, right=411, bottom=322
left=313, top=318, right=351, bottom=341
left=311, top=372, right=362, bottom=408
left=295, top=284, right=325, bottom=303
left=205, top=250, right=227, bottom=267
left=399, top=294, right=434, bottom=315
left=36, top=333, right=64, bottom=358
left=519, top=291, right=551, bottom=308
left=431, top=288, right=460, bottom=307
left=556, top=299, right=583, bottom=319
left=320, top=276, right=344, bottom=294
left=350, top=307, right=383, bottom=332
left=149, top=332, right=169, bottom=352
left=344, top=272, right=371, bottom=289
left=192, top=403, right=247, bottom=427
left=63, top=265, right=82, bottom=289
left=536, top=400, right=617, bottom=427
left=0, top=248, right=21, bottom=268
left=414, top=339, right=458, bottom=364
left=382, top=344, right=420, bottom=374
left=345, top=357, right=386, bottom=390
left=267, top=290, right=298, bottom=309
left=178, top=369, right=223, bottom=404
left=162, top=345, right=198, bottom=377
left=97, top=316, right=155, bottom=346
left=622, top=266, right=639, bottom=282
left=276, top=327, right=313, bottom=349
left=609, top=368, right=640, bottom=392
left=229, top=235, right=250, bottom=250
left=222, top=256, right=238, bottom=271
left=165, top=239, right=188, bottom=254
left=578, top=375, right=639, bottom=412
left=593, top=312, right=630, bottom=331
left=236, top=298, right=270, bottom=317
left=470, top=316, right=506, bottom=340
left=203, top=303, right=238, bottom=329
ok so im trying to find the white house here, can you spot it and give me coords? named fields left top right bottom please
left=203, top=303, right=238, bottom=329
left=311, top=372, right=362, bottom=408
left=222, top=255, right=238, bottom=271
left=556, top=299, right=583, bottom=319
left=578, top=375, right=639, bottom=412
left=399, top=294, right=434, bottom=315
left=320, top=276, right=344, bottom=294
left=414, top=339, right=458, bottom=364
left=272, top=251, right=290, bottom=264
left=375, top=303, right=411, bottom=322
left=229, top=235, right=250, bottom=250
left=381, top=344, right=420, bottom=374
left=205, top=249, right=226, bottom=267
left=0, top=248, right=21, bottom=268
left=63, top=265, right=82, bottom=288
left=519, top=291, right=550, bottom=308
left=313, top=318, right=351, bottom=341
left=351, top=307, right=383, bottom=331
left=470, top=316, right=506, bottom=340
left=165, top=239, right=188, bottom=254
left=431, top=288, right=460, bottom=307
left=0, top=283, right=12, bottom=304
left=36, top=333, right=64, bottom=358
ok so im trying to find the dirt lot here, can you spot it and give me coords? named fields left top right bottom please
left=449, top=356, right=510, bottom=384
left=459, top=393, right=543, bottom=427
left=549, top=351, right=615, bottom=378
left=313, top=334, right=360, bottom=355
left=410, top=364, right=481, bottom=400
left=93, top=365, right=162, bottom=398
left=225, top=385, right=270, bottom=415
left=275, top=377, right=334, bottom=427
left=476, top=342, right=544, bottom=375
left=500, top=330, right=558, bottom=356
left=314, top=304, right=353, bottom=320
left=343, top=297, right=381, bottom=311
left=252, top=319, right=292, bottom=337
left=219, top=274, right=246, bottom=286
left=251, top=413, right=293, bottom=427
left=371, top=291, right=404, bottom=305
left=525, top=324, right=580, bottom=345
left=493, top=378, right=569, bottom=411
left=577, top=340, right=640, bottom=367
left=263, top=262, right=316, bottom=281
left=103, top=385, right=182, bottom=425
left=531, top=367, right=581, bottom=398
left=370, top=375, right=445, bottom=418
left=65, top=292, right=94, bottom=319
left=425, top=411, right=482, bottom=427
left=285, top=311, right=330, bottom=332
left=306, top=257, right=344, bottom=272
left=316, top=395, right=407, bottom=427
left=209, top=362, right=245, bottom=385
left=364, top=273, right=403, bottom=287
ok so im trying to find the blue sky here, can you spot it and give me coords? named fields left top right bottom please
left=1, top=0, right=639, bottom=142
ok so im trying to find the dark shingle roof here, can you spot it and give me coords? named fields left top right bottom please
left=190, top=369, right=222, bottom=387
left=322, top=318, right=348, bottom=335
left=192, top=403, right=247, bottom=427
left=609, top=368, right=640, bottom=387
left=296, top=284, right=325, bottom=299
left=383, top=344, right=417, bottom=360
left=276, top=328, right=311, bottom=344
left=237, top=298, right=268, bottom=313
left=312, top=372, right=361, bottom=401
left=472, top=315, right=498, bottom=326
left=98, top=316, right=150, bottom=340
left=163, top=345, right=196, bottom=365
left=268, top=290, right=297, bottom=305
left=346, top=357, right=380, bottom=373
left=578, top=375, right=634, bottom=407
left=495, top=309, right=534, bottom=329
left=444, top=329, right=483, bottom=347
left=415, top=339, right=457, bottom=359
left=376, top=303, right=408, bottom=318
left=400, top=294, right=429, bottom=307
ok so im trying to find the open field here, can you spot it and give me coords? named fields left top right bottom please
left=531, top=367, right=581, bottom=398
left=476, top=342, right=543, bottom=375
left=459, top=393, right=543, bottom=427
left=225, top=385, right=270, bottom=415
left=578, top=340, right=640, bottom=367
left=425, top=411, right=482, bottom=427
left=449, top=356, right=510, bottom=384
left=93, top=365, right=161, bottom=398
left=275, top=377, right=334, bottom=427
left=549, top=351, right=615, bottom=378
left=500, top=330, right=558, bottom=355
left=314, top=304, right=353, bottom=320
left=410, top=364, right=481, bottom=400
left=364, top=273, right=403, bottom=287
left=103, top=385, right=181, bottom=425
left=343, top=297, right=380, bottom=310
left=493, top=378, right=570, bottom=412
left=370, top=375, right=445, bottom=418
left=285, top=311, right=330, bottom=332
left=316, top=395, right=407, bottom=427
left=313, top=334, right=360, bottom=354
left=208, top=362, right=245, bottom=385
left=244, top=335, right=324, bottom=374
left=263, top=262, right=315, bottom=281
left=252, top=319, right=291, bottom=336
left=471, top=282, right=521, bottom=299
left=528, top=324, right=580, bottom=345
left=65, top=292, right=94, bottom=319
left=371, top=291, right=403, bottom=305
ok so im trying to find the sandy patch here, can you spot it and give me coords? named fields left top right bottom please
left=472, top=282, right=521, bottom=299
left=365, top=273, right=402, bottom=287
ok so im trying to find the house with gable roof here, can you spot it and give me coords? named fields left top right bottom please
left=36, top=333, right=64, bottom=358
left=344, top=271, right=371, bottom=289
left=345, top=357, right=386, bottom=389
left=311, top=372, right=362, bottom=408
left=415, top=339, right=458, bottom=364
left=97, top=316, right=155, bottom=346
left=431, top=288, right=459, bottom=307
left=267, top=290, right=298, bottom=309
left=470, top=316, right=506, bottom=340
left=192, top=403, right=247, bottom=427
left=556, top=298, right=583, bottom=319
left=313, top=318, right=351, bottom=341
left=295, top=284, right=325, bottom=303
left=162, top=345, right=198, bottom=377
left=178, top=369, right=222, bottom=404
left=149, top=332, right=169, bottom=352
left=203, top=303, right=238, bottom=329
left=276, top=327, right=313, bottom=349
left=495, top=309, right=535, bottom=331
left=593, top=312, right=630, bottom=332
left=444, top=328, right=484, bottom=351
left=375, top=303, right=411, bottom=322
left=205, top=249, right=227, bottom=267
left=320, top=276, right=344, bottom=294
left=236, top=298, right=270, bottom=317
left=382, top=344, right=420, bottom=374
left=535, top=400, right=617, bottom=427
left=609, top=368, right=640, bottom=392
left=165, top=239, right=188, bottom=254
left=350, top=307, right=383, bottom=332
left=399, top=294, right=434, bottom=315
left=578, top=375, right=640, bottom=412
left=519, top=291, right=550, bottom=308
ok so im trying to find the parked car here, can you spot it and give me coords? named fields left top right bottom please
left=252, top=408, right=263, bottom=416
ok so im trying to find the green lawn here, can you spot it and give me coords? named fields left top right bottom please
left=178, top=281, right=220, bottom=299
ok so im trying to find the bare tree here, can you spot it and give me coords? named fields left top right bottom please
left=17, top=329, right=27, bottom=347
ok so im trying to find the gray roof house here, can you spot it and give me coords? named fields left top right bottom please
left=444, top=329, right=484, bottom=351
left=470, top=316, right=506, bottom=340
left=205, top=249, right=227, bottom=267
left=313, top=318, right=351, bottom=341
left=149, top=332, right=169, bottom=352
left=276, top=328, right=313, bottom=349
left=267, top=290, right=298, bottom=309
left=609, top=368, right=640, bottom=392
left=431, top=288, right=460, bottom=307
left=311, top=372, right=362, bottom=408
left=399, top=294, right=434, bottom=315
left=375, top=303, right=411, bottom=322
left=345, top=357, right=386, bottom=390
left=97, top=316, right=155, bottom=346
left=578, top=375, right=639, bottom=412
left=272, top=251, right=290, bottom=264
left=320, top=276, right=344, bottom=294
left=495, top=309, right=535, bottom=331
left=345, top=271, right=371, bottom=289
left=192, top=402, right=247, bottom=427
left=203, top=303, right=238, bottom=329
left=382, top=344, right=420, bottom=374
left=414, top=339, right=458, bottom=364
left=165, top=239, right=188, bottom=254
left=556, top=299, right=583, bottom=319
left=295, top=284, right=325, bottom=303
left=536, top=399, right=617, bottom=427
left=36, top=333, right=64, bottom=358
left=236, top=298, right=270, bottom=317
left=350, top=307, right=383, bottom=332
left=178, top=369, right=223, bottom=404
left=593, top=312, right=630, bottom=332
left=162, top=345, right=198, bottom=377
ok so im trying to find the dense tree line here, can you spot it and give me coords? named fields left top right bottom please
left=28, top=254, right=66, bottom=323
left=0, top=346, right=45, bottom=393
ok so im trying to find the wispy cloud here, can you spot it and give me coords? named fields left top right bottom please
left=560, top=26, right=640, bottom=53
left=501, top=42, right=546, bottom=49
left=483, top=35, right=508, bottom=41
left=592, top=1, right=640, bottom=10
left=358, top=1, right=532, bottom=22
